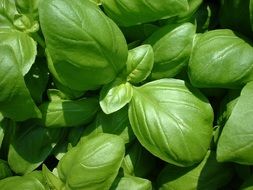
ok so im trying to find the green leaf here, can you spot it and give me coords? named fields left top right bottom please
left=217, top=81, right=253, bottom=164
left=128, top=78, right=213, bottom=166
left=0, top=0, right=17, bottom=29
left=188, top=29, right=253, bottom=89
left=25, top=57, right=49, bottom=104
left=0, top=119, right=15, bottom=160
left=126, top=45, right=154, bottom=84
left=13, top=13, right=39, bottom=33
left=217, top=90, right=240, bottom=127
left=8, top=124, right=63, bottom=174
left=176, top=0, right=203, bottom=22
left=121, top=142, right=156, bottom=178
left=100, top=78, right=133, bottom=114
left=0, top=46, right=40, bottom=121
left=144, top=22, right=195, bottom=79
left=111, top=175, right=152, bottom=190
left=157, top=151, right=234, bottom=190
left=15, top=0, right=40, bottom=18
left=102, top=0, right=189, bottom=26
left=0, top=30, right=37, bottom=75
left=39, top=0, right=128, bottom=91
left=42, top=165, right=63, bottom=190
left=81, top=106, right=135, bottom=145
left=0, top=113, right=3, bottom=122
left=0, top=174, right=47, bottom=190
left=39, top=97, right=99, bottom=128
left=0, top=122, right=4, bottom=149
left=57, top=134, right=125, bottom=190
left=0, top=159, right=12, bottom=180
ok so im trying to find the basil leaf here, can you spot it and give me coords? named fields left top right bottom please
left=126, top=45, right=154, bottom=84
left=39, top=0, right=128, bottom=91
left=39, top=97, right=99, bottom=128
left=0, top=123, right=4, bottom=149
left=217, top=90, right=240, bottom=127
left=111, top=175, right=152, bottom=190
left=0, top=159, right=12, bottom=180
left=15, top=0, right=40, bottom=18
left=0, top=113, right=3, bottom=122
left=217, top=81, right=253, bottom=164
left=81, top=106, right=135, bottom=145
left=0, top=30, right=37, bottom=75
left=0, top=0, right=17, bottom=29
left=0, top=46, right=40, bottom=121
left=121, top=142, right=157, bottom=178
left=144, top=22, right=195, bottom=79
left=57, top=134, right=125, bottom=190
left=8, top=124, right=63, bottom=174
left=42, top=165, right=63, bottom=190
left=0, top=173, right=48, bottom=190
left=157, top=151, right=234, bottom=190
left=129, top=78, right=213, bottom=166
left=102, top=0, right=189, bottom=26
left=100, top=78, right=133, bottom=114
left=25, top=57, right=49, bottom=104
left=189, top=29, right=253, bottom=89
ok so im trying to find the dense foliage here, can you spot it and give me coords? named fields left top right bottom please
left=1, top=0, right=253, bottom=189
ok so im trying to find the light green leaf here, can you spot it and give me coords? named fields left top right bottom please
left=157, top=151, right=233, bottom=190
left=0, top=0, right=17, bottom=29
left=100, top=78, right=133, bottom=114
left=128, top=78, right=213, bottom=166
left=0, top=46, right=40, bottom=121
left=0, top=174, right=47, bottom=190
left=144, top=22, right=195, bottom=79
left=102, top=0, right=189, bottom=26
left=111, top=175, right=152, bottom=190
left=217, top=81, right=253, bottom=164
left=188, top=29, right=253, bottom=88
left=39, top=0, right=128, bottom=91
left=15, top=0, right=40, bottom=18
left=126, top=45, right=154, bottom=84
left=39, top=97, right=99, bottom=128
left=0, top=30, right=40, bottom=121
left=57, top=134, right=125, bottom=190
left=42, top=165, right=63, bottom=190
left=0, top=122, right=4, bottom=149
left=0, top=29, right=37, bottom=75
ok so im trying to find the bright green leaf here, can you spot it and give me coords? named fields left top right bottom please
left=129, top=78, right=213, bottom=166
left=100, top=78, right=133, bottom=114
left=126, top=45, right=154, bottom=84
